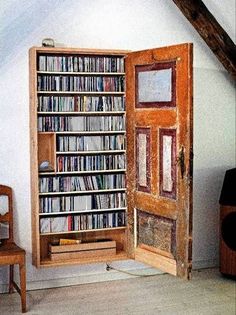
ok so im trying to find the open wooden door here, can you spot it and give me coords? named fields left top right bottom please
left=126, top=43, right=193, bottom=279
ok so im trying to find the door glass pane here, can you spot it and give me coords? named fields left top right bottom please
left=138, top=69, right=172, bottom=102
left=135, top=62, right=176, bottom=108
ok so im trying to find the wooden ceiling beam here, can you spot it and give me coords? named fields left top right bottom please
left=172, top=0, right=236, bottom=79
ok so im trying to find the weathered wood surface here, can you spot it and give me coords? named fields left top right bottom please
left=126, top=44, right=193, bottom=279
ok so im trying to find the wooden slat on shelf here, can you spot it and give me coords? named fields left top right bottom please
left=49, top=240, right=117, bottom=261
left=50, top=248, right=115, bottom=261
left=50, top=240, right=116, bottom=253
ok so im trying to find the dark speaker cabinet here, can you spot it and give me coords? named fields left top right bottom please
left=219, top=168, right=236, bottom=277
left=220, top=205, right=236, bottom=276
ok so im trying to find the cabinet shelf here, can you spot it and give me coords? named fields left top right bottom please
left=39, top=188, right=126, bottom=196
left=37, top=91, right=125, bottom=95
left=37, top=71, right=125, bottom=76
left=38, top=111, right=126, bottom=116
left=39, top=207, right=127, bottom=216
left=56, top=150, right=126, bottom=155
left=40, top=250, right=128, bottom=267
left=39, top=169, right=126, bottom=176
left=54, top=130, right=126, bottom=135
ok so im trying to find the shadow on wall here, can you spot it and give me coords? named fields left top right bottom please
left=193, top=166, right=230, bottom=266
left=194, top=166, right=227, bottom=205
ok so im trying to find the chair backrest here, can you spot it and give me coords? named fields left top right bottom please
left=0, top=184, right=13, bottom=244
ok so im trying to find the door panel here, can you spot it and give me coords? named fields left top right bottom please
left=136, top=128, right=151, bottom=192
left=126, top=44, right=193, bottom=279
left=159, top=129, right=177, bottom=199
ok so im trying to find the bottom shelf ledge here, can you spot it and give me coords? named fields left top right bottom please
left=39, top=250, right=128, bottom=267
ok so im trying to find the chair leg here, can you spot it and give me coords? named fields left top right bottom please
left=9, top=265, right=14, bottom=294
left=19, top=262, right=26, bottom=313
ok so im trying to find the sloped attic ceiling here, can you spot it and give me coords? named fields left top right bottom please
left=172, top=0, right=236, bottom=79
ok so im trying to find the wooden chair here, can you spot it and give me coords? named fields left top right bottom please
left=0, top=184, right=26, bottom=313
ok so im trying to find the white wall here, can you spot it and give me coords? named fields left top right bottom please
left=0, top=0, right=235, bottom=290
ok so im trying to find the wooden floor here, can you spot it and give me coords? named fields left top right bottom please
left=0, top=268, right=235, bottom=314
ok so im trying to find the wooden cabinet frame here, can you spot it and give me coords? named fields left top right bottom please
left=29, top=44, right=193, bottom=279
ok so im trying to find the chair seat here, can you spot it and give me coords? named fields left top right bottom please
left=0, top=242, right=25, bottom=259
left=0, top=184, right=27, bottom=312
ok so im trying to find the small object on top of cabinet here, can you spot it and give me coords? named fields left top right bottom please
left=42, top=38, right=55, bottom=47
